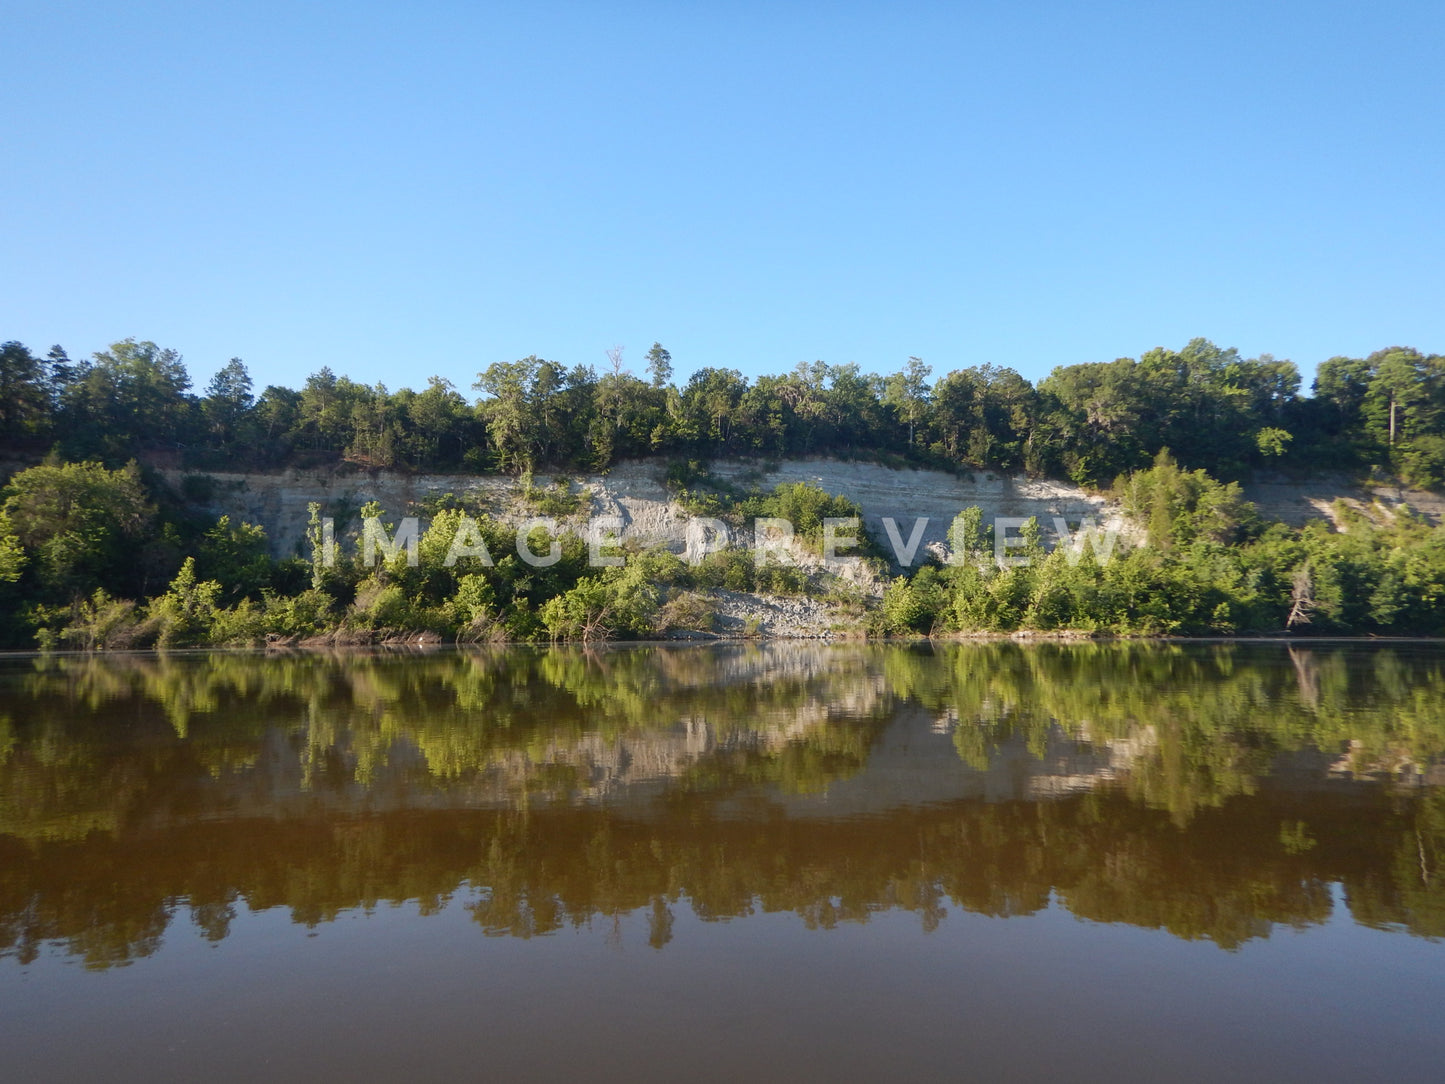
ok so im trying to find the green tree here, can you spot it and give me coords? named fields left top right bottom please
left=0, top=340, right=55, bottom=445
left=645, top=342, right=673, bottom=388
left=296, top=367, right=368, bottom=454
left=202, top=358, right=254, bottom=452
left=196, top=516, right=275, bottom=603
left=251, top=385, right=302, bottom=458
left=679, top=367, right=749, bottom=450
left=0, top=511, right=25, bottom=584
left=401, top=377, right=474, bottom=467
left=474, top=357, right=541, bottom=470
left=58, top=339, right=195, bottom=459
left=148, top=557, right=225, bottom=647
left=2, top=460, right=154, bottom=597
left=345, top=383, right=400, bottom=467
left=883, top=356, right=931, bottom=448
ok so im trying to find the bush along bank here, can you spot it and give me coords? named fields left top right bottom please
left=877, top=452, right=1445, bottom=637
left=0, top=454, right=1442, bottom=648
left=0, top=467, right=884, bottom=647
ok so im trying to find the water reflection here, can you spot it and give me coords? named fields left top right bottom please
left=1, top=642, right=1442, bottom=968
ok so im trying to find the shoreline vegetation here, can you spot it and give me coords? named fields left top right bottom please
left=1, top=335, right=1443, bottom=649
left=5, top=632, right=1445, bottom=664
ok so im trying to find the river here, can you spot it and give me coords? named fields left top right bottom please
left=1, top=642, right=1442, bottom=1081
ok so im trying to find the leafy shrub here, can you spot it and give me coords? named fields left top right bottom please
left=657, top=591, right=717, bottom=633
left=58, top=590, right=150, bottom=650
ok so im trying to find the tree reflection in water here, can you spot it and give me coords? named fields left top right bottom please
left=0, top=642, right=1442, bottom=968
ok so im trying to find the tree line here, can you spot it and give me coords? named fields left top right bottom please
left=3, top=335, right=1443, bottom=487
left=2, top=333, right=1443, bottom=649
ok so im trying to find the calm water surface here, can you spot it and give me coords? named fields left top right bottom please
left=2, top=642, right=1443, bottom=1082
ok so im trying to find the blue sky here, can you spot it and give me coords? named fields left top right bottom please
left=3, top=1, right=1441, bottom=395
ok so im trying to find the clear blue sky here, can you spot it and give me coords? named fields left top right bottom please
left=3, top=1, right=1441, bottom=395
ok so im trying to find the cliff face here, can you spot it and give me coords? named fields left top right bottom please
left=163, top=456, right=1444, bottom=564
left=1240, top=475, right=1445, bottom=529
left=163, top=457, right=1134, bottom=561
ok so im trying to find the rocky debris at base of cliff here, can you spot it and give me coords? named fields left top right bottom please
left=679, top=588, right=860, bottom=641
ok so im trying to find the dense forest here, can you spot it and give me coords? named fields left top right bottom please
left=3, top=336, right=1444, bottom=486
left=0, top=335, right=1442, bottom=648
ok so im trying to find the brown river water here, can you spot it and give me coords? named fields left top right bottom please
left=1, top=642, right=1443, bottom=1081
